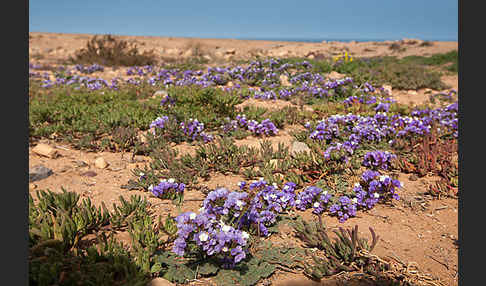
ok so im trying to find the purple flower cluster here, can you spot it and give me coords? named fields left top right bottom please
left=221, top=115, right=278, bottom=136
left=323, top=143, right=354, bottom=163
left=362, top=150, right=397, bottom=170
left=180, top=118, right=214, bottom=143
left=172, top=210, right=249, bottom=266
left=294, top=186, right=332, bottom=214
left=307, top=102, right=458, bottom=152
left=328, top=196, right=358, bottom=223
left=309, top=120, right=340, bottom=141
left=148, top=178, right=185, bottom=199
left=353, top=170, right=401, bottom=210
left=126, top=65, right=154, bottom=76
left=74, top=64, right=104, bottom=74
left=149, top=116, right=169, bottom=130
left=30, top=58, right=364, bottom=102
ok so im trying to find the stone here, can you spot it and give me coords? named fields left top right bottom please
left=275, top=50, right=288, bottom=57
left=165, top=48, right=180, bottom=56
left=94, top=157, right=108, bottom=169
left=225, top=48, right=236, bottom=55
left=72, top=160, right=88, bottom=168
left=290, top=141, right=311, bottom=156
left=29, top=183, right=37, bottom=190
left=382, top=84, right=393, bottom=96
left=279, top=75, right=291, bottom=87
left=408, top=90, right=418, bottom=95
left=32, top=143, right=58, bottom=158
left=81, top=171, right=98, bottom=177
left=182, top=49, right=194, bottom=58
left=214, top=50, right=224, bottom=58
left=147, top=277, right=175, bottom=286
left=409, top=174, right=419, bottom=181
left=327, top=71, right=346, bottom=80
left=152, top=90, right=168, bottom=98
left=202, top=54, right=212, bottom=61
left=29, top=165, right=53, bottom=182
left=138, top=131, right=150, bottom=144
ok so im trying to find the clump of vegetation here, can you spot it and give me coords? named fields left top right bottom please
left=70, top=34, right=158, bottom=66
left=419, top=41, right=434, bottom=47
left=29, top=87, right=161, bottom=151
left=293, top=217, right=383, bottom=279
left=346, top=57, right=448, bottom=90
left=388, top=42, right=406, bottom=52
left=29, top=189, right=171, bottom=285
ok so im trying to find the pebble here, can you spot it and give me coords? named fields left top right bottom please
left=94, top=157, right=108, bottom=169
left=290, top=141, right=311, bottom=156
left=32, top=143, right=58, bottom=158
left=147, top=278, right=174, bottom=286
left=152, top=90, right=168, bottom=98
left=29, top=165, right=53, bottom=182
left=81, top=171, right=97, bottom=177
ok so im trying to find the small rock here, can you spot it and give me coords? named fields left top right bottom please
left=202, top=54, right=212, bottom=61
left=225, top=48, right=236, bottom=55
left=409, top=174, right=419, bottom=181
left=152, top=90, right=168, bottom=98
left=81, top=171, right=98, bottom=177
left=408, top=90, right=418, bottom=95
left=32, top=143, right=58, bottom=158
left=138, top=131, right=149, bottom=144
left=72, top=160, right=88, bottom=168
left=147, top=277, right=175, bottom=286
left=307, top=54, right=315, bottom=59
left=290, top=141, right=311, bottom=156
left=327, top=71, right=346, bottom=80
left=94, top=157, right=108, bottom=169
left=165, top=48, right=180, bottom=56
left=227, top=81, right=234, bottom=87
left=58, top=165, right=72, bottom=173
left=275, top=50, right=288, bottom=57
left=182, top=49, right=194, bottom=58
left=279, top=75, right=291, bottom=87
left=29, top=183, right=37, bottom=190
left=29, top=165, right=53, bottom=182
left=382, top=85, right=393, bottom=96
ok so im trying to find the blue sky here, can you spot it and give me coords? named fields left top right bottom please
left=29, top=0, right=458, bottom=41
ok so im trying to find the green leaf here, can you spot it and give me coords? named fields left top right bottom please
left=197, top=261, right=220, bottom=276
left=150, top=262, right=163, bottom=274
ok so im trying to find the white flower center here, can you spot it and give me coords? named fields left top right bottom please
left=241, top=231, right=249, bottom=240
left=168, top=178, right=175, bottom=183
left=222, top=225, right=231, bottom=232
left=199, top=232, right=209, bottom=242
left=313, top=202, right=320, bottom=208
left=189, top=212, right=196, bottom=220
left=222, top=246, right=229, bottom=252
left=373, top=192, right=380, bottom=198
left=352, top=198, right=358, bottom=204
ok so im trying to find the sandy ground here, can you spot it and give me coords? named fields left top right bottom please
left=29, top=32, right=457, bottom=64
left=28, top=32, right=459, bottom=286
